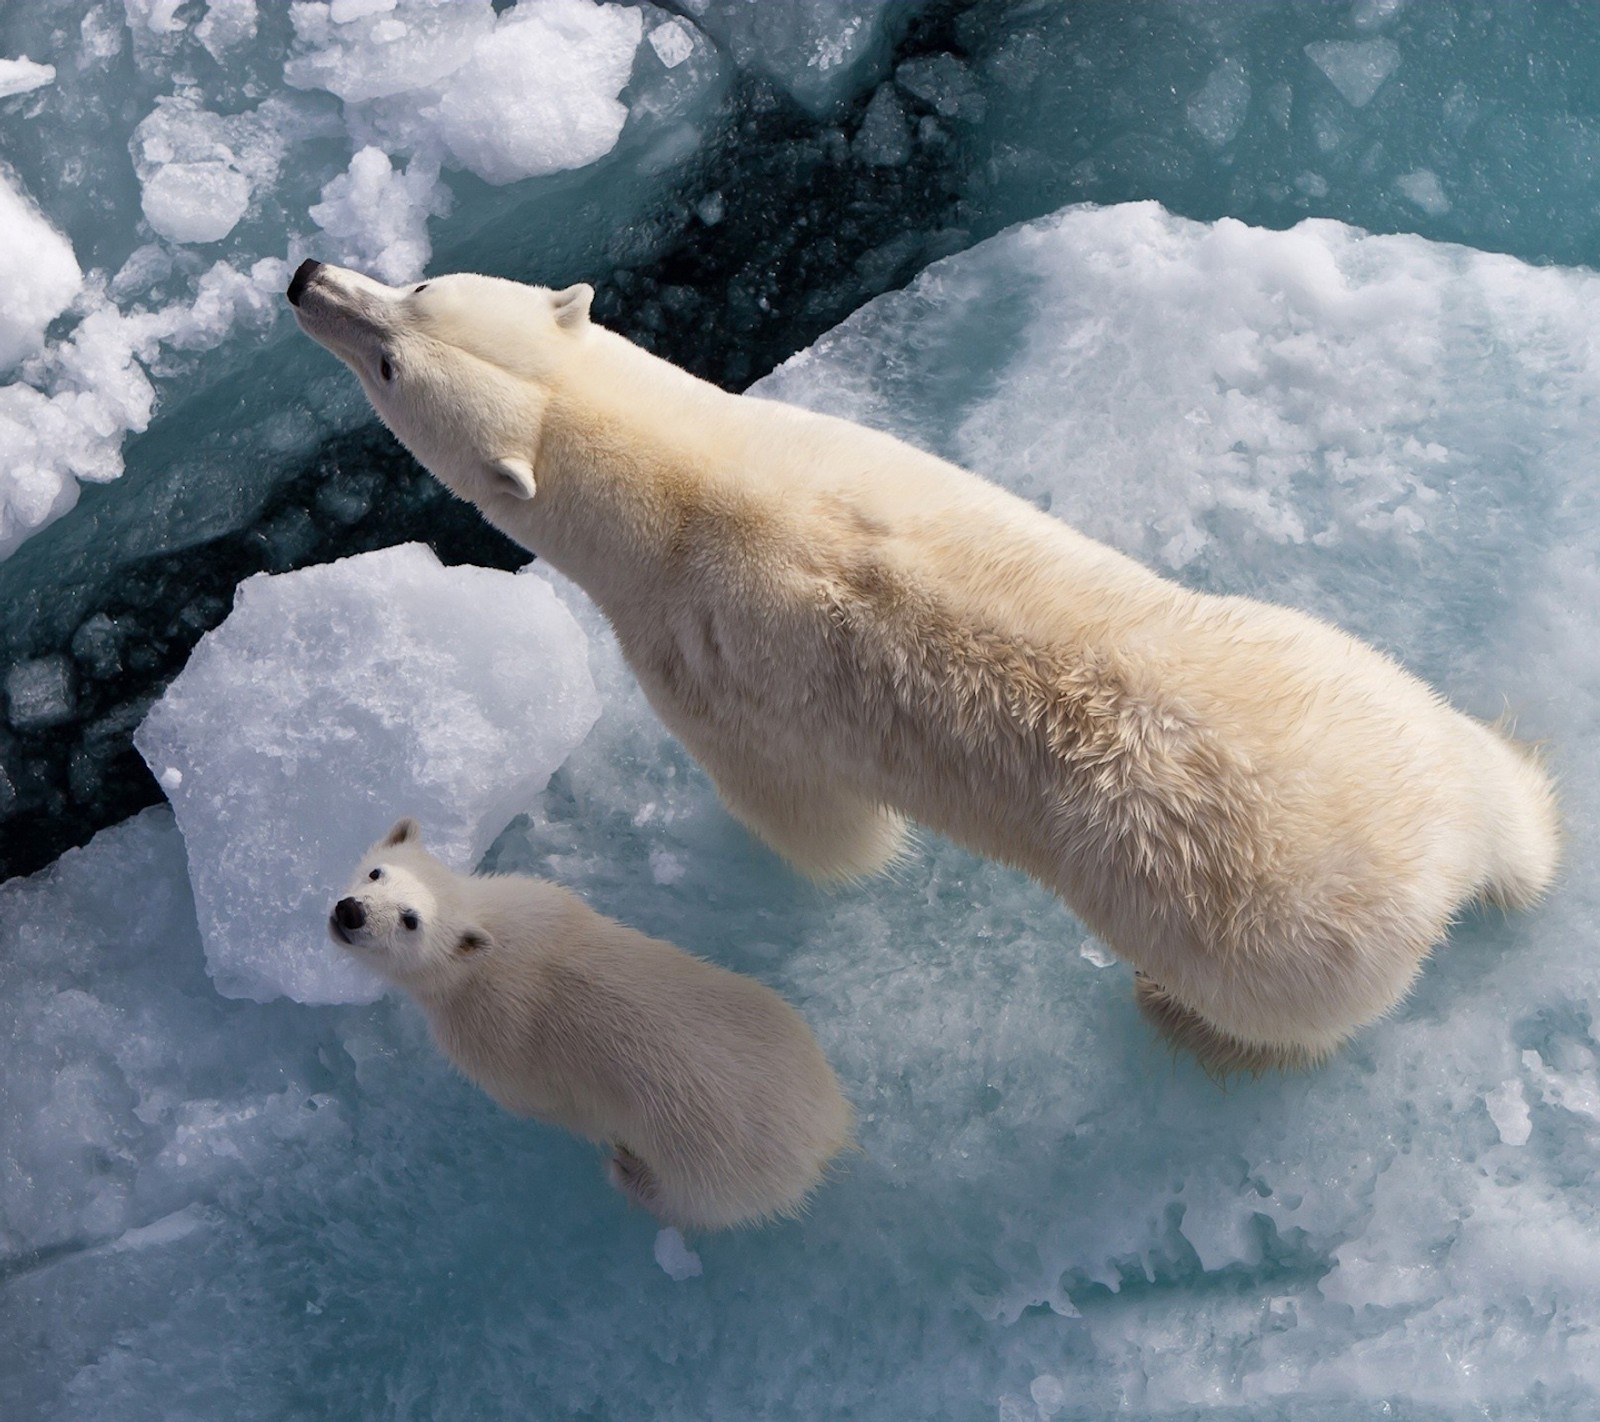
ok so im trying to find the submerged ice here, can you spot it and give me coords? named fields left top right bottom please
left=6, top=200, right=1600, bottom=1417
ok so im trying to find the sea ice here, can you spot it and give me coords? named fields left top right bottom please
left=5, top=0, right=1600, bottom=1412
left=0, top=170, right=82, bottom=372
left=139, top=162, right=253, bottom=246
left=422, top=0, right=644, bottom=186
left=0, top=55, right=53, bottom=98
left=309, top=146, right=449, bottom=286
left=6, top=198, right=1600, bottom=1417
left=1396, top=166, right=1451, bottom=216
left=5, top=654, right=76, bottom=730
left=756, top=199, right=1594, bottom=671
left=135, top=545, right=600, bottom=1004
left=1186, top=57, right=1251, bottom=149
left=853, top=82, right=913, bottom=167
left=0, top=0, right=671, bottom=565
left=682, top=0, right=907, bottom=116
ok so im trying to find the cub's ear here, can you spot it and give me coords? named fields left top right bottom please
left=382, top=816, right=421, bottom=848
left=456, top=927, right=492, bottom=955
left=488, top=455, right=536, bottom=501
left=551, top=282, right=593, bottom=330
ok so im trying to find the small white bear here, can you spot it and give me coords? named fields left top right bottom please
left=293, top=261, right=1560, bottom=1074
left=330, top=818, right=853, bottom=1231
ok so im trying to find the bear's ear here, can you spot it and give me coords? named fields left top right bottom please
left=551, top=282, right=593, bottom=330
left=381, top=816, right=421, bottom=848
left=456, top=927, right=492, bottom=956
left=488, top=455, right=536, bottom=501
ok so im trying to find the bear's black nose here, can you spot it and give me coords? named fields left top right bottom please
left=287, top=258, right=323, bottom=307
left=334, top=896, right=365, bottom=931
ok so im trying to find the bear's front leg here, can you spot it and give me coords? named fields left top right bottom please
left=708, top=765, right=910, bottom=883
left=1133, top=973, right=1330, bottom=1077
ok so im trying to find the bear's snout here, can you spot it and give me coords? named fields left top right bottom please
left=287, top=258, right=323, bottom=307
left=333, top=896, right=366, bottom=933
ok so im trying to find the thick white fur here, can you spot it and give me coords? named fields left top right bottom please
left=330, top=819, right=853, bottom=1230
left=295, top=265, right=1561, bottom=1071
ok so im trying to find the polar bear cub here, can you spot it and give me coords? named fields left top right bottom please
left=291, top=261, right=1560, bottom=1074
left=330, top=818, right=853, bottom=1231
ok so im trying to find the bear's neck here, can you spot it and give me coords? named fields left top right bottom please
left=519, top=330, right=761, bottom=616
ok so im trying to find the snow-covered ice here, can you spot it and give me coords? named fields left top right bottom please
left=134, top=545, right=599, bottom=1004
left=7, top=1, right=1600, bottom=1417
left=6, top=197, right=1598, bottom=1416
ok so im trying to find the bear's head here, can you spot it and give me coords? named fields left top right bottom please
left=287, top=259, right=593, bottom=509
left=329, top=817, right=490, bottom=990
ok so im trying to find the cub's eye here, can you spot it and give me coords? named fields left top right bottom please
left=413, top=283, right=429, bottom=294
left=401, top=911, right=420, bottom=931
left=368, top=868, right=381, bottom=881
left=379, top=356, right=394, bottom=382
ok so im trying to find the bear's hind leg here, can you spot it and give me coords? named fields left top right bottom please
left=1134, top=973, right=1331, bottom=1078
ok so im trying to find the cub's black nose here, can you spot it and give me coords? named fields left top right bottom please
left=334, top=896, right=365, bottom=931
left=287, top=258, right=323, bottom=307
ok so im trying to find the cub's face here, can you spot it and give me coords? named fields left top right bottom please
left=329, top=817, right=451, bottom=985
left=286, top=260, right=593, bottom=508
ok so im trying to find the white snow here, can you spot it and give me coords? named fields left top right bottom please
left=135, top=545, right=601, bottom=1004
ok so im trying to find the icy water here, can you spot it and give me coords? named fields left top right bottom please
left=4, top=3, right=1600, bottom=1419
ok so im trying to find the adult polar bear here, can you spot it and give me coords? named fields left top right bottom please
left=287, top=259, right=1559, bottom=1073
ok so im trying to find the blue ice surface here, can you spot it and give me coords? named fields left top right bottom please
left=4, top=1, right=1600, bottom=1418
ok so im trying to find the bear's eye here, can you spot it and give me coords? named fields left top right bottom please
left=379, top=356, right=394, bottom=382
left=401, top=911, right=420, bottom=931
left=413, top=283, right=429, bottom=294
left=368, top=867, right=382, bottom=881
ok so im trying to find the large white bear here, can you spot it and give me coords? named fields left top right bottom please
left=289, top=260, right=1560, bottom=1073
